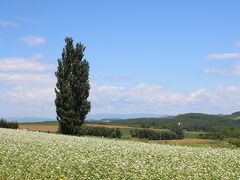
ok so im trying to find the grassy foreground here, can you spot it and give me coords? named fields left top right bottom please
left=0, top=128, right=240, bottom=179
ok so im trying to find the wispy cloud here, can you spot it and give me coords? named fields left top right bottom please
left=89, top=83, right=240, bottom=114
left=0, top=54, right=55, bottom=85
left=15, top=16, right=38, bottom=24
left=0, top=73, right=55, bottom=84
left=205, top=53, right=240, bottom=60
left=21, top=36, right=46, bottom=46
left=0, top=54, right=52, bottom=72
left=204, top=62, right=240, bottom=76
left=204, top=68, right=228, bottom=76
left=1, top=83, right=240, bottom=117
left=235, top=41, right=240, bottom=48
left=0, top=86, right=55, bottom=117
left=232, top=63, right=240, bottom=75
left=0, top=20, right=18, bottom=28
left=0, top=53, right=56, bottom=117
left=2, top=86, right=54, bottom=104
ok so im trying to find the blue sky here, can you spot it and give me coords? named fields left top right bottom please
left=1, top=0, right=240, bottom=118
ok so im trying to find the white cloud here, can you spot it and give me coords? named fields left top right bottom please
left=0, top=86, right=55, bottom=117
left=2, top=86, right=54, bottom=104
left=204, top=68, right=228, bottom=76
left=21, top=36, right=46, bottom=46
left=0, top=20, right=18, bottom=28
left=232, top=63, right=240, bottom=76
left=0, top=53, right=55, bottom=117
left=204, top=62, right=240, bottom=76
left=0, top=73, right=55, bottom=84
left=235, top=41, right=240, bottom=48
left=205, top=53, right=240, bottom=60
left=1, top=83, right=240, bottom=117
left=0, top=54, right=53, bottom=72
left=89, top=83, right=240, bottom=114
left=0, top=54, right=55, bottom=84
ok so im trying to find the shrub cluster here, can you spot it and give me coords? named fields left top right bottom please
left=130, top=128, right=182, bottom=140
left=226, top=138, right=240, bottom=147
left=78, top=125, right=122, bottom=138
left=199, top=127, right=240, bottom=140
left=170, top=125, right=184, bottom=139
left=199, top=127, right=240, bottom=148
left=0, top=118, right=18, bottom=129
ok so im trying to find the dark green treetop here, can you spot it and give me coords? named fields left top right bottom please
left=55, top=37, right=91, bottom=135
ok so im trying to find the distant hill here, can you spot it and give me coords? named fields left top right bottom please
left=8, top=112, right=240, bottom=130
left=7, top=113, right=167, bottom=122
left=231, top=111, right=240, bottom=116
left=87, top=113, right=167, bottom=120
left=7, top=117, right=55, bottom=123
left=96, top=112, right=240, bottom=131
left=230, top=111, right=240, bottom=120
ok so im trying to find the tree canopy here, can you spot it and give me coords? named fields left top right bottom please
left=55, top=37, right=91, bottom=135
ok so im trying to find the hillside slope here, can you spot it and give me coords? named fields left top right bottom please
left=0, top=128, right=240, bottom=179
left=103, top=112, right=240, bottom=130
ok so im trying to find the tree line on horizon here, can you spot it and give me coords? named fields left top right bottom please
left=0, top=118, right=18, bottom=129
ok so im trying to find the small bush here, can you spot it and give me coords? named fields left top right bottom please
left=226, top=138, right=240, bottom=147
left=130, top=128, right=179, bottom=140
left=78, top=125, right=122, bottom=138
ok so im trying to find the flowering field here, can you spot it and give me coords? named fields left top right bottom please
left=0, top=128, right=240, bottom=179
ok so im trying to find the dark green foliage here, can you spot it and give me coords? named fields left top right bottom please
left=226, top=138, right=240, bottom=147
left=140, top=123, right=150, bottom=128
left=0, top=118, right=18, bottom=129
left=199, top=127, right=240, bottom=140
left=130, top=128, right=179, bottom=140
left=78, top=125, right=122, bottom=138
left=170, top=125, right=184, bottom=139
left=87, top=112, right=240, bottom=141
left=103, top=113, right=240, bottom=131
left=231, top=111, right=240, bottom=116
left=55, top=37, right=91, bottom=135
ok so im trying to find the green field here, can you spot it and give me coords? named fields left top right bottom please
left=19, top=121, right=210, bottom=140
left=20, top=121, right=58, bottom=125
left=183, top=130, right=208, bottom=139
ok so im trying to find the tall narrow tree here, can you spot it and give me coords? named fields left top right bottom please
left=55, top=37, right=91, bottom=135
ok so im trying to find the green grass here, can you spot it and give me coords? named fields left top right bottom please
left=20, top=121, right=57, bottom=125
left=118, top=128, right=131, bottom=138
left=119, top=128, right=173, bottom=138
left=183, top=130, right=208, bottom=139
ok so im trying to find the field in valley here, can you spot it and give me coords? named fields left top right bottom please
left=0, top=128, right=240, bottom=179
left=19, top=124, right=58, bottom=132
left=160, top=138, right=212, bottom=143
left=19, top=122, right=209, bottom=142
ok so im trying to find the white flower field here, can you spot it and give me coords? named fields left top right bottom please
left=0, top=128, right=240, bottom=179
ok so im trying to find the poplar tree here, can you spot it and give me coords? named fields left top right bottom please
left=55, top=37, right=91, bottom=135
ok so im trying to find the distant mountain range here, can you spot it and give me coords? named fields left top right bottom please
left=96, top=112, right=240, bottom=130
left=88, top=113, right=168, bottom=120
left=7, top=113, right=168, bottom=122
left=7, top=117, right=55, bottom=123
left=7, top=112, right=240, bottom=123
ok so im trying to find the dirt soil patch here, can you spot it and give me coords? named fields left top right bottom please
left=19, top=124, right=134, bottom=132
left=19, top=124, right=58, bottom=132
